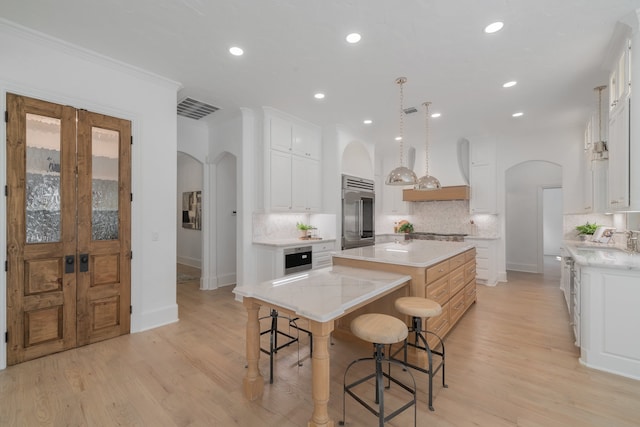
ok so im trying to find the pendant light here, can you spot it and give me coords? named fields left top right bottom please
left=415, top=102, right=441, bottom=190
left=386, top=77, right=417, bottom=185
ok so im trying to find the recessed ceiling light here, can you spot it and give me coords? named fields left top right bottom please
left=484, top=21, right=504, bottom=34
left=503, top=81, right=517, bottom=88
left=395, top=136, right=402, bottom=141
left=363, top=119, right=372, bottom=124
left=431, top=113, right=441, bottom=118
left=346, top=33, right=362, bottom=43
left=512, top=112, right=524, bottom=117
left=229, top=46, right=244, bottom=56
left=314, top=93, right=325, bottom=99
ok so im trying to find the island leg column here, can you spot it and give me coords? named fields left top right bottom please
left=308, top=320, right=335, bottom=427
left=242, top=298, right=264, bottom=400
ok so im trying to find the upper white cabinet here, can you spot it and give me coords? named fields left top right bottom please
left=469, top=138, right=497, bottom=214
left=608, top=96, right=630, bottom=209
left=264, top=108, right=322, bottom=212
left=382, top=183, right=413, bottom=215
left=609, top=39, right=631, bottom=113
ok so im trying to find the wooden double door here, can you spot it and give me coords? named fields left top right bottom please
left=5, top=93, right=131, bottom=365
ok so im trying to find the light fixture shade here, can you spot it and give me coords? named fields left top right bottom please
left=415, top=174, right=441, bottom=190
left=386, top=166, right=418, bottom=185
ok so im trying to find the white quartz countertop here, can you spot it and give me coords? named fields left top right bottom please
left=253, top=238, right=336, bottom=248
left=464, top=235, right=500, bottom=240
left=232, top=265, right=411, bottom=322
left=564, top=241, right=640, bottom=271
left=332, top=240, right=475, bottom=268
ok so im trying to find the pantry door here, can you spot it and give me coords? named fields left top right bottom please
left=5, top=93, right=131, bottom=365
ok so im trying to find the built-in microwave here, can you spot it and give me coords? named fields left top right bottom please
left=284, top=246, right=313, bottom=275
left=341, top=174, right=375, bottom=250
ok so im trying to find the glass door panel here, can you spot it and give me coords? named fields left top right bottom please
left=25, top=113, right=62, bottom=243
left=91, top=127, right=120, bottom=241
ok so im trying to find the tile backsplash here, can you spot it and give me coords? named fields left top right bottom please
left=377, top=201, right=499, bottom=237
left=253, top=213, right=336, bottom=240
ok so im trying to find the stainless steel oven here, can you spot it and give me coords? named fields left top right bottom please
left=342, top=174, right=375, bottom=249
left=284, top=246, right=312, bottom=275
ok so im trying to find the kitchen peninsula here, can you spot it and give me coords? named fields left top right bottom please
left=332, top=240, right=477, bottom=347
left=563, top=242, right=640, bottom=379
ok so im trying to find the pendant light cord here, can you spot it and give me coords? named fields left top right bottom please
left=396, top=77, right=407, bottom=167
left=423, top=102, right=431, bottom=176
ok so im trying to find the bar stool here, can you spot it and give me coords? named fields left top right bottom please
left=340, top=313, right=416, bottom=427
left=392, top=296, right=447, bottom=411
left=259, top=309, right=312, bottom=384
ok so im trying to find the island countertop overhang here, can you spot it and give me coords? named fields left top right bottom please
left=332, top=240, right=476, bottom=268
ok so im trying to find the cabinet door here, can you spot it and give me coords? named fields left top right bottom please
left=382, top=183, right=412, bottom=214
left=292, top=122, right=321, bottom=159
left=270, top=115, right=293, bottom=153
left=291, top=156, right=321, bottom=212
left=469, top=139, right=497, bottom=214
left=608, top=96, right=630, bottom=209
left=270, top=150, right=292, bottom=210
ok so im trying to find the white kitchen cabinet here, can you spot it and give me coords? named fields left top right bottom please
left=607, top=95, right=630, bottom=210
left=267, top=109, right=321, bottom=160
left=464, top=237, right=498, bottom=285
left=312, top=241, right=335, bottom=269
left=292, top=156, right=321, bottom=212
left=264, top=107, right=323, bottom=212
left=381, top=182, right=412, bottom=215
left=609, top=39, right=631, bottom=113
left=469, top=139, right=497, bottom=214
left=579, top=265, right=640, bottom=379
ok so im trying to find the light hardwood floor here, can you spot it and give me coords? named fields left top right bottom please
left=1, top=264, right=640, bottom=426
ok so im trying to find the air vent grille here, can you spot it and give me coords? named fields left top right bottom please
left=177, top=97, right=220, bottom=120
left=343, top=175, right=374, bottom=192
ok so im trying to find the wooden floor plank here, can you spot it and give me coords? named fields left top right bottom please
left=1, top=264, right=639, bottom=426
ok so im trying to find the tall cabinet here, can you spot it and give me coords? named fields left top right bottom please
left=264, top=108, right=322, bottom=212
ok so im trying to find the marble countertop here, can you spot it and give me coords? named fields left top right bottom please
left=233, top=265, right=411, bottom=322
left=332, top=240, right=474, bottom=268
left=253, top=238, right=336, bottom=248
left=464, top=235, right=500, bottom=240
left=564, top=241, right=640, bottom=271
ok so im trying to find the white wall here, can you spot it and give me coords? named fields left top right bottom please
left=505, top=161, right=562, bottom=272
left=543, top=188, right=563, bottom=256
left=215, top=152, right=237, bottom=286
left=177, top=152, right=203, bottom=267
left=0, top=20, right=181, bottom=369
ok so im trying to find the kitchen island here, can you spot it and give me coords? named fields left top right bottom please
left=332, top=240, right=477, bottom=348
left=563, top=242, right=640, bottom=380
left=233, top=265, right=411, bottom=427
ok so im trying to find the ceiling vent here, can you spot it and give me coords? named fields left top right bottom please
left=177, top=97, right=220, bottom=120
left=403, top=106, right=418, bottom=114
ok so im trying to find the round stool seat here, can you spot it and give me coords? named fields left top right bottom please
left=395, top=297, right=442, bottom=318
left=351, top=313, right=408, bottom=345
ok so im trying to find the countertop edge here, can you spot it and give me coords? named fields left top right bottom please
left=253, top=238, right=337, bottom=248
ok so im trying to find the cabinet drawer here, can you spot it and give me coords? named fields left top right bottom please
left=464, top=281, right=477, bottom=308
left=465, top=248, right=476, bottom=262
left=464, top=260, right=476, bottom=283
left=313, top=243, right=333, bottom=253
left=426, top=275, right=449, bottom=306
left=426, top=303, right=450, bottom=349
left=476, top=246, right=489, bottom=259
left=426, top=260, right=450, bottom=284
left=449, top=290, right=466, bottom=325
left=449, top=266, right=466, bottom=296
left=449, top=253, right=466, bottom=271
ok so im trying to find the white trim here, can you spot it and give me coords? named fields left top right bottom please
left=177, top=255, right=202, bottom=269
left=0, top=18, right=181, bottom=92
left=134, top=304, right=179, bottom=333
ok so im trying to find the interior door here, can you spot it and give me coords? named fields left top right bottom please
left=5, top=93, right=131, bottom=365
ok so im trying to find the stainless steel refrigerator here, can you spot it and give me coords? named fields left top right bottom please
left=341, top=174, right=375, bottom=249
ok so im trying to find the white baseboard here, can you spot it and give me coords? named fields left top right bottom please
left=177, top=256, right=201, bottom=269
left=506, top=262, right=538, bottom=273
left=132, top=303, right=179, bottom=333
left=217, top=273, right=236, bottom=287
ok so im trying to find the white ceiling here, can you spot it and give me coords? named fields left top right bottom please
left=2, top=0, right=640, bottom=151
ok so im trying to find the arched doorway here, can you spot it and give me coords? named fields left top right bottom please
left=177, top=152, right=203, bottom=273
left=505, top=161, right=562, bottom=274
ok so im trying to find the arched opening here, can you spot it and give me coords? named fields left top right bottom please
left=177, top=151, right=204, bottom=282
left=341, top=140, right=374, bottom=179
left=505, top=160, right=562, bottom=275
